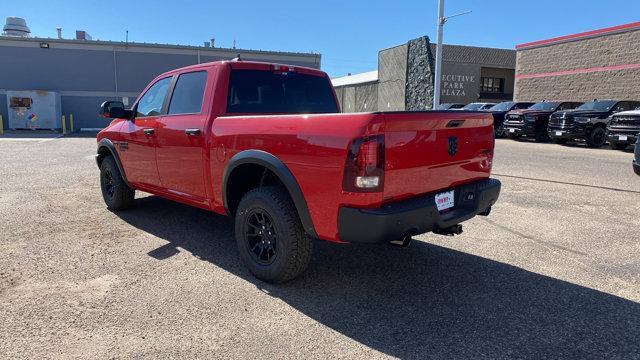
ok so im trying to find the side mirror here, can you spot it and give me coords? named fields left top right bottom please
left=100, top=100, right=133, bottom=119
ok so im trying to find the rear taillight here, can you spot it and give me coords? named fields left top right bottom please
left=343, top=135, right=385, bottom=192
left=480, top=149, right=493, bottom=171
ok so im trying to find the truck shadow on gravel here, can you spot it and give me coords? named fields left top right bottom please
left=117, top=195, right=640, bottom=359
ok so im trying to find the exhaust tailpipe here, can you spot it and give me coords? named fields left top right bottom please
left=433, top=224, right=463, bottom=236
left=390, top=234, right=414, bottom=247
left=479, top=206, right=492, bottom=216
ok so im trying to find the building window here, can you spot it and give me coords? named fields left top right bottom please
left=480, top=77, right=504, bottom=93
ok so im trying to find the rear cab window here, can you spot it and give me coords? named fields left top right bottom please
left=226, top=69, right=338, bottom=114
left=168, top=71, right=208, bottom=115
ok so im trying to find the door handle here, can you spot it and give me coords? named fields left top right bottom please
left=143, top=128, right=155, bottom=135
left=185, top=128, right=201, bottom=136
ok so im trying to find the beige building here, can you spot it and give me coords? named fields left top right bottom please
left=332, top=37, right=516, bottom=112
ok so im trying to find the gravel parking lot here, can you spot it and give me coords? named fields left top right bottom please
left=1, top=135, right=639, bottom=359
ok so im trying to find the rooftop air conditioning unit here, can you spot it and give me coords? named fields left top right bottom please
left=2, top=17, right=30, bottom=37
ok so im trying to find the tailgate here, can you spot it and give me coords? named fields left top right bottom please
left=382, top=111, right=494, bottom=202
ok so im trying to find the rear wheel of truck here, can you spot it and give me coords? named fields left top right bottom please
left=586, top=127, right=606, bottom=148
left=100, top=156, right=135, bottom=210
left=609, top=141, right=627, bottom=150
left=235, top=186, right=312, bottom=283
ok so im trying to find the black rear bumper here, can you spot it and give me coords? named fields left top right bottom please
left=338, top=178, right=501, bottom=243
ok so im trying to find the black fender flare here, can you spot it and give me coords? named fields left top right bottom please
left=96, top=138, right=130, bottom=186
left=222, top=150, right=318, bottom=239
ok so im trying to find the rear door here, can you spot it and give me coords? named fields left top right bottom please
left=154, top=69, right=211, bottom=203
left=120, top=76, right=172, bottom=187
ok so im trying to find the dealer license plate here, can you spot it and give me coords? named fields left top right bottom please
left=619, top=135, right=628, bottom=141
left=435, top=190, right=455, bottom=212
left=509, top=128, right=515, bottom=133
left=555, top=131, right=563, bottom=136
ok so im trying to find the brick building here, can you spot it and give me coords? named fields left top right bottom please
left=515, top=22, right=640, bottom=102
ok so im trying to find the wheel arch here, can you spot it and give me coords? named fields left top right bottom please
left=96, top=138, right=130, bottom=186
left=222, top=150, right=318, bottom=239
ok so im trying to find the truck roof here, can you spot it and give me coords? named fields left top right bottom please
left=155, top=60, right=328, bottom=79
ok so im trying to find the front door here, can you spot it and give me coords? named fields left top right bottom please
left=155, top=70, right=210, bottom=203
left=119, top=76, right=172, bottom=187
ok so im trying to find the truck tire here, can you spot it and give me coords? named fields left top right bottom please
left=235, top=186, right=312, bottom=283
left=586, top=127, right=606, bottom=148
left=100, top=156, right=135, bottom=210
left=534, top=127, right=550, bottom=142
left=609, top=141, right=627, bottom=150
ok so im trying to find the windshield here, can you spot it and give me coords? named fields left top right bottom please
left=577, top=100, right=617, bottom=111
left=528, top=102, right=561, bottom=111
left=489, top=102, right=515, bottom=111
left=227, top=69, right=339, bottom=114
left=462, top=103, right=484, bottom=111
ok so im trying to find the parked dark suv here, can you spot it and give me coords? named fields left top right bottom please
left=487, top=101, right=536, bottom=138
left=607, top=109, right=640, bottom=150
left=548, top=100, right=640, bottom=147
left=503, top=101, right=582, bottom=142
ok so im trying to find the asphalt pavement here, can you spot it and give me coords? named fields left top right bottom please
left=0, top=136, right=638, bottom=359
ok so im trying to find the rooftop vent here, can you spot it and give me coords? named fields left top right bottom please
left=2, top=17, right=31, bottom=37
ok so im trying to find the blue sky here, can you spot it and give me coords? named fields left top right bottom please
left=2, top=0, right=638, bottom=77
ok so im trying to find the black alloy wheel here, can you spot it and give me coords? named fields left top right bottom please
left=245, top=208, right=278, bottom=265
left=103, top=169, right=115, bottom=198
left=587, top=127, right=606, bottom=148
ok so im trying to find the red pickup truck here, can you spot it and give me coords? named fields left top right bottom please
left=96, top=60, right=501, bottom=283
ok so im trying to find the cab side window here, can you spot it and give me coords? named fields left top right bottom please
left=614, top=102, right=634, bottom=112
left=136, top=77, right=172, bottom=117
left=168, top=71, right=208, bottom=115
left=558, top=102, right=576, bottom=111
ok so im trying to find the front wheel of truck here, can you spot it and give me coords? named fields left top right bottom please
left=235, top=186, right=312, bottom=283
left=100, top=156, right=135, bottom=210
left=586, top=127, right=606, bottom=148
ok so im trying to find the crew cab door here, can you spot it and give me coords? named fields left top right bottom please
left=154, top=70, right=211, bottom=204
left=120, top=76, right=172, bottom=187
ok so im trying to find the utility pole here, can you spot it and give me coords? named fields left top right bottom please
left=433, top=0, right=444, bottom=108
left=433, top=1, right=471, bottom=108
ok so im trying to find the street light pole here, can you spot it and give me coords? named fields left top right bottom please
left=432, top=0, right=471, bottom=109
left=433, top=0, right=444, bottom=108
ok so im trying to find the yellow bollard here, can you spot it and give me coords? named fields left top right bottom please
left=62, top=115, right=66, bottom=134
left=70, top=114, right=74, bottom=133
left=0, top=115, right=3, bottom=135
